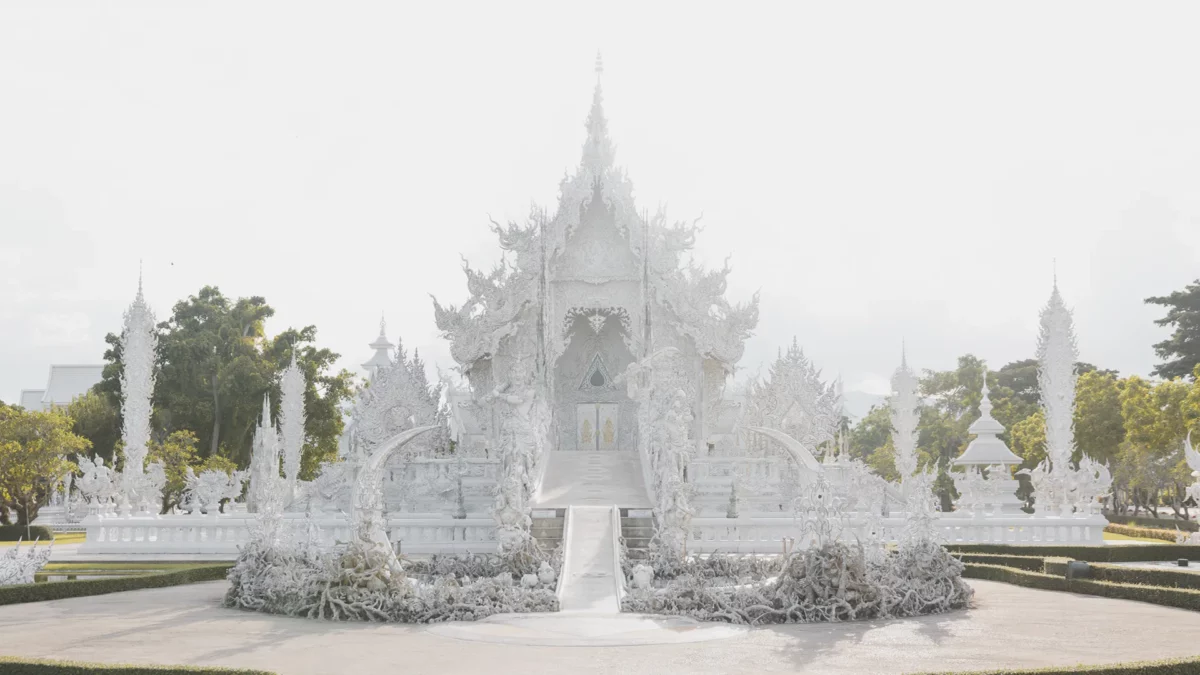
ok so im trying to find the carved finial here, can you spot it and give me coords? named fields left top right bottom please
left=901, top=339, right=908, bottom=369
left=136, top=260, right=144, bottom=300
left=979, top=364, right=993, bottom=417
left=594, top=50, right=604, bottom=79
left=1053, top=258, right=1057, bottom=289
left=379, top=313, right=387, bottom=337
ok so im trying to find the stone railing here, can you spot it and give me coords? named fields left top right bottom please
left=79, top=513, right=498, bottom=556
left=689, top=513, right=1108, bottom=554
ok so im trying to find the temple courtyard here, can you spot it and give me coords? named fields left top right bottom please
left=1, top=580, right=1197, bottom=675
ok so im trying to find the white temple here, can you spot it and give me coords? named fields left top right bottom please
left=75, top=60, right=1111, bottom=558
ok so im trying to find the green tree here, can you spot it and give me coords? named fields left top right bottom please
left=99, top=286, right=355, bottom=474
left=65, top=391, right=121, bottom=464
left=1119, top=376, right=1192, bottom=516
left=0, top=407, right=88, bottom=525
left=1074, top=371, right=1124, bottom=467
left=848, top=405, right=896, bottom=480
left=146, top=430, right=199, bottom=513
left=1146, top=279, right=1200, bottom=380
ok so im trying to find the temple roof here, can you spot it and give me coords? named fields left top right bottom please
left=432, top=56, right=759, bottom=370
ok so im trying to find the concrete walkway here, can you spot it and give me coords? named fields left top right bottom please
left=535, top=452, right=651, bottom=508
left=3, top=580, right=1200, bottom=674
left=557, top=506, right=620, bottom=613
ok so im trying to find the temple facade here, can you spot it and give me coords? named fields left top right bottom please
left=433, top=60, right=758, bottom=464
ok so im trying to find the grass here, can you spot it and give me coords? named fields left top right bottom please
left=1103, top=531, right=1169, bottom=544
left=0, top=531, right=85, bottom=547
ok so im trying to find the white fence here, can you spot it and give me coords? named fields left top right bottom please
left=79, top=511, right=1107, bottom=557
left=79, top=513, right=499, bottom=556
left=689, top=513, right=1108, bottom=554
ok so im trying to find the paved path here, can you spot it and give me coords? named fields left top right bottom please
left=557, top=506, right=620, bottom=613
left=3, top=580, right=1200, bottom=674
left=535, top=452, right=651, bottom=508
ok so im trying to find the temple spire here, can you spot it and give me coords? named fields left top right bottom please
left=363, top=316, right=394, bottom=379
left=582, top=51, right=614, bottom=174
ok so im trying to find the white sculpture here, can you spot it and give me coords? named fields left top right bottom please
left=954, top=373, right=1024, bottom=515
left=77, top=455, right=116, bottom=510
left=0, top=541, right=52, bottom=586
left=890, top=346, right=920, bottom=483
left=118, top=271, right=159, bottom=508
left=1184, top=432, right=1200, bottom=505
left=279, top=350, right=307, bottom=500
left=184, top=467, right=245, bottom=514
left=248, top=395, right=283, bottom=513
left=484, top=356, right=544, bottom=552
left=744, top=339, right=840, bottom=455
left=1034, top=280, right=1080, bottom=515
left=631, top=563, right=654, bottom=590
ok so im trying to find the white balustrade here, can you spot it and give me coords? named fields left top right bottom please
left=689, top=513, right=1108, bottom=554
left=80, top=513, right=499, bottom=556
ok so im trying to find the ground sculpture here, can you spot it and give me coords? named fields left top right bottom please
left=225, top=351, right=561, bottom=623
left=0, top=540, right=52, bottom=586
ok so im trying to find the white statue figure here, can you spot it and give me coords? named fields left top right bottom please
left=484, top=357, right=543, bottom=551
left=184, top=469, right=239, bottom=514
left=77, top=455, right=116, bottom=509
left=537, top=560, right=557, bottom=586
left=632, top=563, right=654, bottom=590
left=1184, top=432, right=1200, bottom=506
left=1073, top=456, right=1112, bottom=515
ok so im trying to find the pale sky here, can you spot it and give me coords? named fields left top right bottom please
left=3, top=2, right=1200, bottom=409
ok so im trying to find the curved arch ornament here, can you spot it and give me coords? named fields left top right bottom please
left=351, top=425, right=440, bottom=555
left=744, top=426, right=823, bottom=473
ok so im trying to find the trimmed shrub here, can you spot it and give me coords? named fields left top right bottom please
left=918, top=654, right=1200, bottom=674
left=0, top=525, right=53, bottom=542
left=965, top=563, right=1200, bottom=612
left=1105, top=513, right=1199, bottom=533
left=957, top=553, right=1047, bottom=571
left=0, top=564, right=231, bottom=606
left=1040, top=559, right=1200, bottom=591
left=947, top=544, right=1200, bottom=563
left=0, top=656, right=274, bottom=674
left=1104, top=524, right=1179, bottom=543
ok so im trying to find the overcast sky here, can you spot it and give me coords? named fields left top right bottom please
left=3, top=1, right=1200, bottom=409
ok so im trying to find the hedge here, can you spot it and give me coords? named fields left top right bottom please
left=0, top=657, right=275, bottom=674
left=918, top=654, right=1200, bottom=674
left=1040, top=559, right=1200, bottom=591
left=947, top=544, right=1200, bottom=563
left=0, top=526, right=53, bottom=542
left=965, top=563, right=1200, bottom=612
left=1105, top=514, right=1199, bottom=533
left=1104, top=524, right=1180, bottom=543
left=957, top=553, right=1048, bottom=571
left=0, top=565, right=231, bottom=606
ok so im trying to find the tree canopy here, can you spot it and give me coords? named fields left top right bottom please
left=97, top=285, right=356, bottom=478
left=1146, top=278, right=1200, bottom=380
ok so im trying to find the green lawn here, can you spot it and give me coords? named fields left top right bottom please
left=1102, top=531, right=1169, bottom=544
left=0, top=531, right=85, bottom=547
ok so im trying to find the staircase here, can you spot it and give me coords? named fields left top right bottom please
left=531, top=510, right=565, bottom=551
left=556, top=505, right=623, bottom=613
left=534, top=452, right=651, bottom=509
left=620, top=510, right=655, bottom=561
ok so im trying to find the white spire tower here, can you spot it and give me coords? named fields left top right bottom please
left=890, top=343, right=920, bottom=482
left=278, top=348, right=306, bottom=497
left=1037, top=277, right=1079, bottom=472
left=119, top=266, right=157, bottom=497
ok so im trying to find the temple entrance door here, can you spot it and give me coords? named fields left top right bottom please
left=576, top=403, right=620, bottom=451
